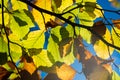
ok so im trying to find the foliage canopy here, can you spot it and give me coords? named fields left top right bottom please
left=0, top=0, right=120, bottom=80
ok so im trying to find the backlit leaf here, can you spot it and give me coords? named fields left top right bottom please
left=11, top=0, right=28, bottom=10
left=112, top=71, right=120, bottom=80
left=111, top=27, right=120, bottom=52
left=59, top=37, right=73, bottom=57
left=10, top=43, right=22, bottom=62
left=9, top=10, right=34, bottom=40
left=79, top=28, right=92, bottom=44
left=58, top=0, right=74, bottom=12
left=22, top=30, right=45, bottom=48
left=56, top=63, right=76, bottom=80
left=32, top=50, right=53, bottom=67
left=0, top=13, right=10, bottom=26
left=94, top=29, right=114, bottom=59
left=32, top=0, right=54, bottom=30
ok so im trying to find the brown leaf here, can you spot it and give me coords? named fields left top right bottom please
left=0, top=67, right=11, bottom=80
left=20, top=69, right=40, bottom=80
left=112, top=19, right=120, bottom=29
left=88, top=65, right=112, bottom=80
left=59, top=37, right=73, bottom=57
left=91, top=21, right=106, bottom=44
left=44, top=73, right=60, bottom=80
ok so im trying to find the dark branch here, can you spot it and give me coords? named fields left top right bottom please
left=19, top=0, right=120, bottom=51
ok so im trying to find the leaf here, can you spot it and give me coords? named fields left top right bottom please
left=85, top=2, right=96, bottom=12
left=88, top=65, right=112, bottom=80
left=56, top=64, right=76, bottom=80
left=28, top=48, right=42, bottom=56
left=0, top=37, right=8, bottom=52
left=41, top=62, right=76, bottom=80
left=112, top=71, right=120, bottom=80
left=11, top=0, right=28, bottom=10
left=112, top=19, right=120, bottom=29
left=79, top=28, right=92, bottom=44
left=58, top=0, right=74, bottom=12
left=32, top=50, right=53, bottom=67
left=91, top=21, right=106, bottom=44
left=0, top=13, right=10, bottom=26
left=21, top=56, right=36, bottom=75
left=10, top=43, right=22, bottom=62
left=0, top=52, right=7, bottom=65
left=48, top=26, right=75, bottom=64
left=32, top=0, right=54, bottom=30
left=22, top=30, right=45, bottom=48
left=53, top=0, right=62, bottom=8
left=59, top=37, right=73, bottom=57
left=9, top=10, right=34, bottom=40
left=78, top=11, right=94, bottom=26
left=94, top=29, right=114, bottom=59
left=44, top=73, right=60, bottom=80
left=51, top=34, right=59, bottom=43
left=0, top=67, right=11, bottom=80
left=111, top=26, right=120, bottom=52
left=60, top=27, right=69, bottom=39
left=19, top=69, right=40, bottom=80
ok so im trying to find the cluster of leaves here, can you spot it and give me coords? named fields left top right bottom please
left=0, top=0, right=120, bottom=80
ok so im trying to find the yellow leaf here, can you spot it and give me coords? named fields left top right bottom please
left=58, top=0, right=73, bottom=12
left=32, top=0, right=54, bottom=30
left=94, top=29, right=114, bottom=59
left=111, top=27, right=120, bottom=52
left=94, top=4, right=103, bottom=18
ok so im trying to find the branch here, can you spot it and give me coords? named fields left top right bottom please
left=19, top=0, right=120, bottom=51
left=1, top=0, right=20, bottom=76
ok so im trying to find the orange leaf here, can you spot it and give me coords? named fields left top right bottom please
left=56, top=64, right=76, bottom=80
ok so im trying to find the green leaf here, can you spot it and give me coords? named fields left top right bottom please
left=10, top=43, right=22, bottom=62
left=59, top=37, right=73, bottom=57
left=51, top=34, right=59, bottom=43
left=85, top=2, right=96, bottom=12
left=32, top=50, right=53, bottom=67
left=13, top=16, right=27, bottom=26
left=0, top=52, right=7, bottom=65
left=60, top=27, right=69, bottom=39
left=48, top=34, right=61, bottom=62
left=0, top=37, right=8, bottom=52
left=28, top=48, right=42, bottom=56
left=9, top=10, right=34, bottom=40
left=78, top=11, right=94, bottom=26
left=22, top=30, right=45, bottom=48
left=79, top=28, right=92, bottom=44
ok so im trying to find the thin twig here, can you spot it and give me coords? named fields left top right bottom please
left=1, top=0, right=20, bottom=76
